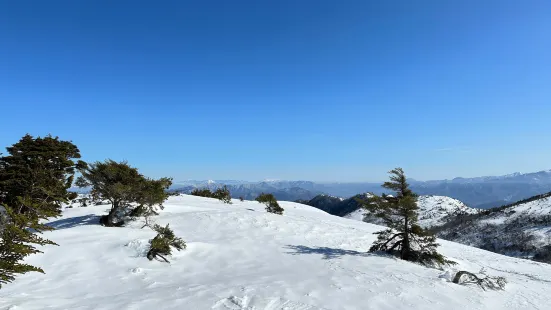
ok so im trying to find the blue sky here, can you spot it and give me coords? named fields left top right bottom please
left=1, top=1, right=550, bottom=182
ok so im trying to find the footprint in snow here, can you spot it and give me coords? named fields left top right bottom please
left=130, top=267, right=143, bottom=274
left=212, top=295, right=324, bottom=310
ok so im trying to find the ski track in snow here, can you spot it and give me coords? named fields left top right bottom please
left=1, top=195, right=550, bottom=309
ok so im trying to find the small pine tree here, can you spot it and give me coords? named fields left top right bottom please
left=213, top=185, right=232, bottom=204
left=76, top=160, right=172, bottom=227
left=256, top=193, right=284, bottom=215
left=146, top=224, right=186, bottom=263
left=359, top=168, right=453, bottom=266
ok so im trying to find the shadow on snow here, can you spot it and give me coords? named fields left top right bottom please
left=284, top=245, right=373, bottom=260
left=46, top=214, right=100, bottom=230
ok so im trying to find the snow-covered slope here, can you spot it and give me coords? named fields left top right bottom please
left=436, top=193, right=551, bottom=258
left=416, top=195, right=481, bottom=227
left=2, top=195, right=550, bottom=309
left=344, top=195, right=480, bottom=228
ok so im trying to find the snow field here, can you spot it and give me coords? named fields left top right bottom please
left=1, top=195, right=550, bottom=309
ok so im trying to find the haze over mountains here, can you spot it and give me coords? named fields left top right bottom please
left=171, top=169, right=551, bottom=209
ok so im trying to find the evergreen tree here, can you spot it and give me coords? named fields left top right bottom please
left=0, top=206, right=56, bottom=287
left=360, top=168, right=453, bottom=266
left=76, top=160, right=172, bottom=227
left=0, top=134, right=85, bottom=218
left=146, top=223, right=186, bottom=263
left=0, top=134, right=84, bottom=287
left=132, top=177, right=174, bottom=217
left=213, top=185, right=232, bottom=204
left=256, top=193, right=284, bottom=215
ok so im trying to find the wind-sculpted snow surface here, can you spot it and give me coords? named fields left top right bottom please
left=1, top=195, right=550, bottom=309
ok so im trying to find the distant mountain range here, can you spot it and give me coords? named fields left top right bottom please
left=170, top=180, right=320, bottom=201
left=170, top=170, right=551, bottom=209
left=409, top=170, right=551, bottom=209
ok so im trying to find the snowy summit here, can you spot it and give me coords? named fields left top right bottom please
left=1, top=195, right=550, bottom=309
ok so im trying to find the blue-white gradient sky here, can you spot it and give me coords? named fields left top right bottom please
left=1, top=1, right=550, bottom=182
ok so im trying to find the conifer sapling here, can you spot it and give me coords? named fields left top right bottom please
left=359, top=168, right=454, bottom=267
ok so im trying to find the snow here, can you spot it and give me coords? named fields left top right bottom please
left=342, top=208, right=365, bottom=221
left=416, top=195, right=480, bottom=227
left=478, top=196, right=551, bottom=228
left=344, top=195, right=480, bottom=228
left=473, top=196, right=551, bottom=247
left=1, top=195, right=551, bottom=309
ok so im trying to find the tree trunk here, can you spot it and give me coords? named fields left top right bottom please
left=99, top=201, right=124, bottom=227
left=107, top=208, right=117, bottom=226
left=402, top=216, right=410, bottom=260
left=452, top=271, right=476, bottom=284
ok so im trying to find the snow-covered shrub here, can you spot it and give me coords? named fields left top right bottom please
left=147, top=224, right=186, bottom=263
left=213, top=186, right=232, bottom=204
left=77, top=196, right=89, bottom=207
left=191, top=188, right=214, bottom=198
left=191, top=187, right=232, bottom=204
left=76, top=160, right=172, bottom=227
left=256, top=193, right=284, bottom=215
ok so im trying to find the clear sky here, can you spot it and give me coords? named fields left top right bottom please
left=1, top=1, right=550, bottom=182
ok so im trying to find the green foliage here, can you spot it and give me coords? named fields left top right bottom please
left=255, top=193, right=276, bottom=204
left=0, top=134, right=83, bottom=287
left=255, top=193, right=284, bottom=215
left=0, top=206, right=55, bottom=287
left=213, top=186, right=232, bottom=204
left=360, top=168, right=453, bottom=267
left=147, top=224, right=186, bottom=263
left=191, top=186, right=232, bottom=204
left=0, top=134, right=85, bottom=220
left=136, top=177, right=173, bottom=215
left=76, top=160, right=172, bottom=227
left=190, top=188, right=214, bottom=197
